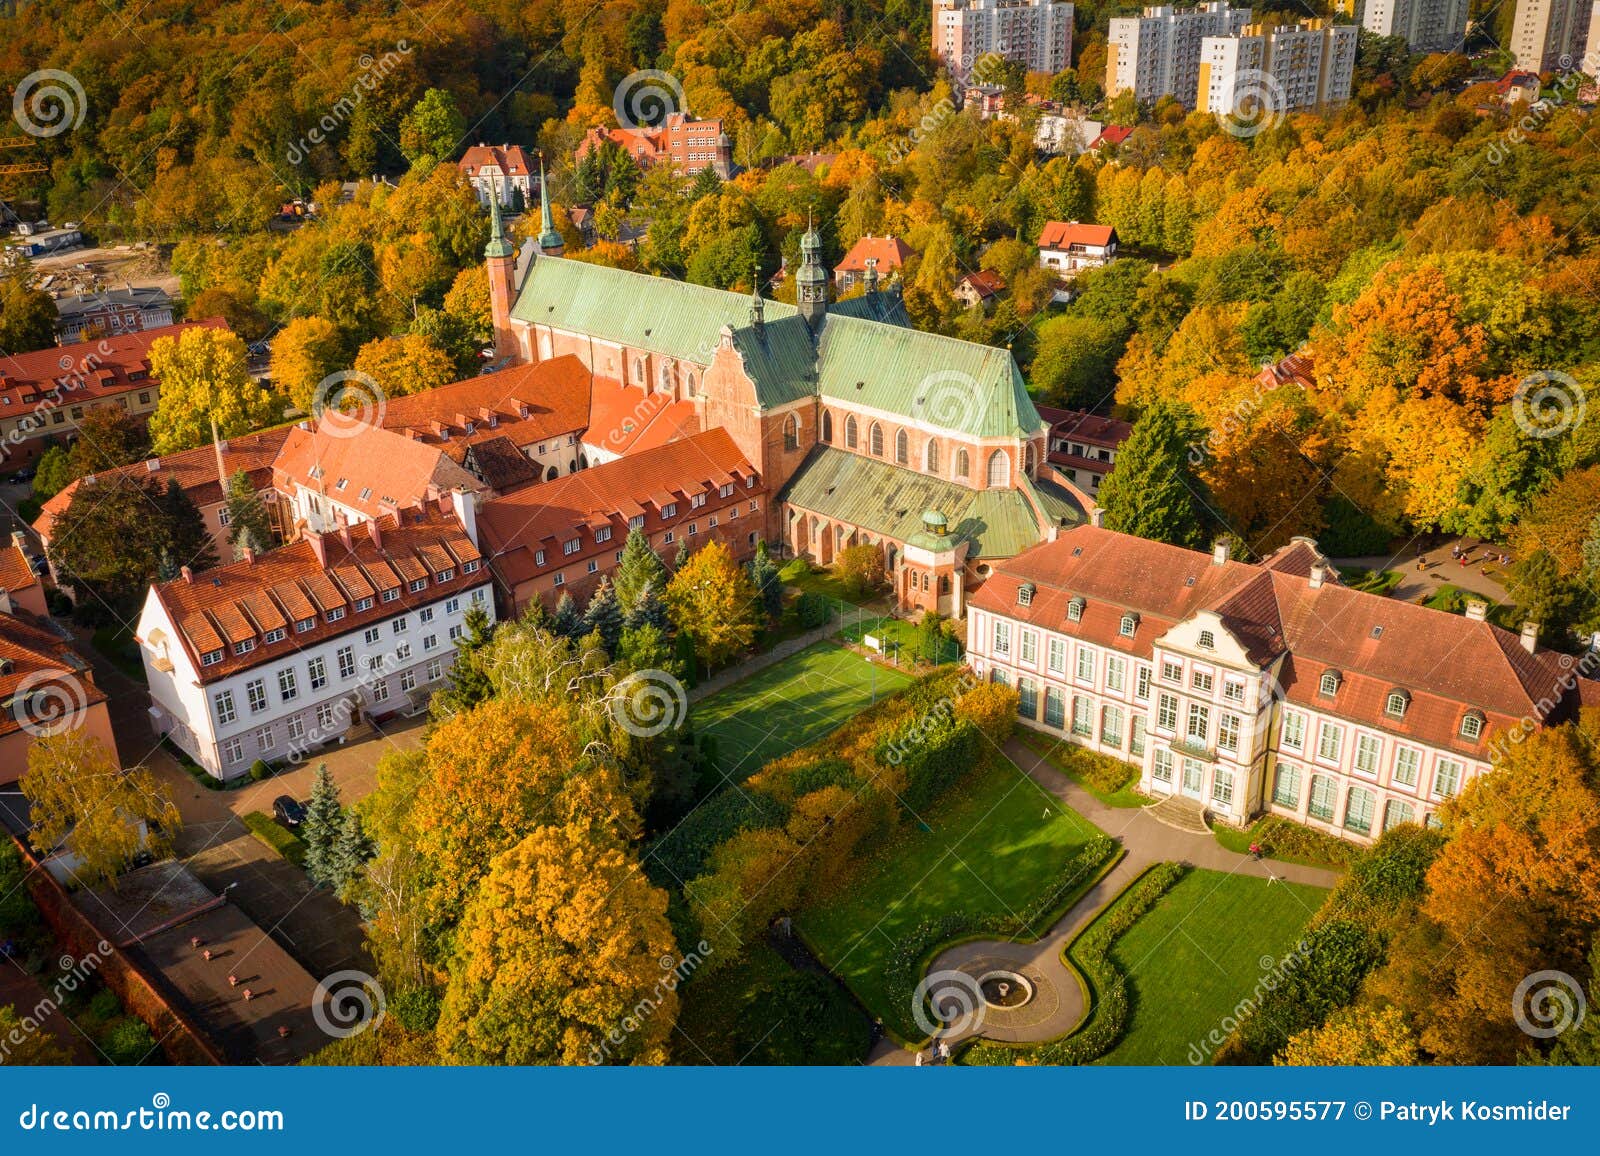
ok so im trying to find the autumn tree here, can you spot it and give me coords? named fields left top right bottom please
left=148, top=327, right=278, bottom=453
left=1201, top=390, right=1332, bottom=556
left=1278, top=1005, right=1420, bottom=1066
left=21, top=732, right=179, bottom=890
left=835, top=543, right=886, bottom=597
left=271, top=316, right=347, bottom=414
left=0, top=267, right=58, bottom=353
left=353, top=332, right=456, bottom=399
left=1096, top=399, right=1214, bottom=549
left=398, top=89, right=466, bottom=163
left=435, top=819, right=680, bottom=1065
left=664, top=541, right=760, bottom=671
left=47, top=474, right=172, bottom=620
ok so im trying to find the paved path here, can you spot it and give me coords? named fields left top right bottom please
left=1335, top=534, right=1510, bottom=604
left=870, top=736, right=1339, bottom=1065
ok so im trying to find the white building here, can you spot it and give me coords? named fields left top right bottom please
left=1510, top=0, right=1600, bottom=72
left=137, top=501, right=494, bottom=779
left=1357, top=0, right=1468, bottom=54
left=1198, top=20, right=1358, bottom=117
left=1037, top=221, right=1118, bottom=300
left=457, top=144, right=537, bottom=209
left=966, top=522, right=1592, bottom=844
left=1107, top=3, right=1254, bottom=106
left=1035, top=113, right=1105, bottom=154
left=931, top=0, right=1075, bottom=81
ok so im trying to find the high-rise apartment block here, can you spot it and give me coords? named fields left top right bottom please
left=1107, top=4, right=1253, bottom=106
left=1355, top=0, right=1468, bottom=53
left=931, top=0, right=1075, bottom=81
left=1509, top=0, right=1600, bottom=72
left=1198, top=20, right=1358, bottom=117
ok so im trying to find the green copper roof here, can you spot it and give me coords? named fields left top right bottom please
left=508, top=258, right=1040, bottom=438
left=780, top=447, right=1085, bottom=560
left=484, top=184, right=513, bottom=259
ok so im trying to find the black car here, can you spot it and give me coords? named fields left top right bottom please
left=7, top=466, right=35, bottom=483
left=272, top=795, right=307, bottom=828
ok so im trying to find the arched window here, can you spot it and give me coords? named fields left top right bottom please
left=822, top=411, right=833, bottom=443
left=685, top=372, right=697, bottom=397
left=658, top=362, right=673, bottom=393
left=845, top=415, right=858, bottom=449
left=955, top=448, right=969, bottom=478
left=1024, top=443, right=1036, bottom=474
left=869, top=422, right=884, bottom=456
left=633, top=357, right=645, bottom=384
left=894, top=429, right=908, bottom=465
left=986, top=449, right=1009, bottom=487
left=925, top=439, right=940, bottom=474
left=783, top=413, right=800, bottom=451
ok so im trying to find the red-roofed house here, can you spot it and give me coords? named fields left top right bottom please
left=1036, top=406, right=1132, bottom=496
left=1090, top=124, right=1134, bottom=151
left=1254, top=352, right=1315, bottom=391
left=834, top=235, right=915, bottom=293
left=582, top=376, right=701, bottom=466
left=476, top=428, right=764, bottom=612
left=968, top=522, right=1596, bottom=844
left=458, top=143, right=537, bottom=207
left=953, top=270, right=1007, bottom=310
left=1, top=611, right=118, bottom=782
left=577, top=113, right=732, bottom=178
left=0, top=530, right=47, bottom=618
left=0, top=319, right=229, bottom=469
left=1038, top=221, right=1119, bottom=283
left=136, top=499, right=492, bottom=778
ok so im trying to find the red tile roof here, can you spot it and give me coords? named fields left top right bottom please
left=458, top=144, right=536, bottom=177
left=1038, top=406, right=1132, bottom=448
left=33, top=427, right=291, bottom=543
left=1255, top=352, right=1314, bottom=390
left=1091, top=125, right=1134, bottom=149
left=584, top=377, right=700, bottom=458
left=378, top=356, right=593, bottom=461
left=0, top=612, right=106, bottom=740
left=477, top=429, right=760, bottom=587
left=0, top=537, right=41, bottom=599
left=957, top=270, right=1007, bottom=299
left=1038, top=221, right=1116, bottom=250
left=836, top=235, right=915, bottom=274
left=273, top=416, right=484, bottom=522
left=144, top=504, right=484, bottom=684
left=0, top=319, right=228, bottom=410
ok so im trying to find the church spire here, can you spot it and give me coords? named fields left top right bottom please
left=484, top=176, right=513, bottom=260
left=749, top=262, right=765, bottom=334
left=536, top=153, right=563, bottom=256
left=796, top=208, right=828, bottom=332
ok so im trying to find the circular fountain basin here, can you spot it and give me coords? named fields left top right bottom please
left=978, top=969, right=1034, bottom=1009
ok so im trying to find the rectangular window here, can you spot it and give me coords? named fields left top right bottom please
left=382, top=588, right=400, bottom=603
left=214, top=690, right=236, bottom=726
left=264, top=628, right=286, bottom=644
left=436, top=568, right=455, bottom=582
left=1212, top=767, right=1234, bottom=807
left=993, top=621, right=1011, bottom=656
left=1344, top=786, right=1375, bottom=834
left=355, top=598, right=373, bottom=613
left=308, top=657, right=327, bottom=690
left=1273, top=763, right=1301, bottom=808
left=446, top=598, right=461, bottom=615
left=1020, top=630, right=1037, bottom=664
left=393, top=618, right=408, bottom=634
left=1070, top=696, right=1093, bottom=737
left=408, top=578, right=428, bottom=593
left=1101, top=705, right=1124, bottom=748
left=400, top=669, right=417, bottom=693
left=246, top=679, right=267, bottom=714
left=286, top=715, right=305, bottom=741
left=337, top=646, right=356, bottom=679
left=423, top=634, right=439, bottom=652
left=426, top=659, right=443, bottom=682
left=317, top=702, right=336, bottom=730
left=1075, top=647, right=1094, bottom=683
left=1433, top=759, right=1462, bottom=799
left=1152, top=749, right=1174, bottom=783
left=1308, top=774, right=1337, bottom=821
left=1191, top=668, right=1213, bottom=693
left=1217, top=712, right=1240, bottom=753
left=325, top=607, right=345, bottom=623
left=278, top=668, right=298, bottom=702
left=1222, top=679, right=1245, bottom=703
left=419, top=607, right=434, bottom=624
left=1135, top=665, right=1151, bottom=701
left=1354, top=733, right=1381, bottom=777
left=1157, top=693, right=1178, bottom=732
left=554, top=573, right=565, bottom=586
left=563, top=539, right=581, bottom=556
left=296, top=617, right=315, bottom=633
left=1017, top=678, right=1037, bottom=719
left=1047, top=637, right=1066, bottom=674
left=221, top=737, right=243, bottom=764
left=1186, top=703, right=1209, bottom=743
left=234, top=639, right=254, bottom=656
left=449, top=625, right=464, bottom=641
left=1317, top=722, right=1342, bottom=763
left=1044, top=686, right=1065, bottom=728
left=1106, top=655, right=1125, bottom=693
left=1393, top=746, right=1420, bottom=788
left=1129, top=716, right=1146, bottom=757
left=371, top=679, right=390, bottom=703
left=1281, top=710, right=1305, bottom=752
left=256, top=727, right=275, bottom=754
left=1161, top=659, right=1182, bottom=683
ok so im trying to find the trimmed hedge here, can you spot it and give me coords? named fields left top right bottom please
left=643, top=787, right=789, bottom=886
left=242, top=811, right=307, bottom=867
left=966, top=862, right=1188, bottom=1066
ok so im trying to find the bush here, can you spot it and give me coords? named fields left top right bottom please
left=643, top=787, right=790, bottom=886
left=391, top=986, right=443, bottom=1033
left=0, top=841, right=41, bottom=934
left=953, top=680, right=1018, bottom=746
left=835, top=544, right=886, bottom=596
left=966, top=862, right=1187, bottom=1066
left=1217, top=815, right=1359, bottom=870
left=249, top=759, right=273, bottom=781
left=242, top=811, right=307, bottom=867
left=734, top=972, right=872, bottom=1065
left=100, top=1016, right=159, bottom=1065
left=85, top=988, right=122, bottom=1026
left=797, top=591, right=829, bottom=628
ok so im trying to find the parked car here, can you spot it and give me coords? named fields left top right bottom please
left=7, top=466, right=35, bottom=483
left=272, top=795, right=306, bottom=828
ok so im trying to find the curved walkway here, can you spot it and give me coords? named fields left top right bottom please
left=869, top=735, right=1340, bottom=1065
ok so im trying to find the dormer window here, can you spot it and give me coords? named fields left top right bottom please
left=1067, top=596, right=1085, bottom=623
left=1017, top=583, right=1035, bottom=607
left=233, top=639, right=255, bottom=656
left=1385, top=690, right=1410, bottom=719
left=1119, top=614, right=1137, bottom=638
left=1459, top=711, right=1484, bottom=741
left=1197, top=629, right=1215, bottom=650
left=201, top=649, right=224, bottom=666
left=296, top=617, right=315, bottom=633
left=1319, top=670, right=1341, bottom=697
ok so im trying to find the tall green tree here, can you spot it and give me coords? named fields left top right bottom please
left=615, top=529, right=669, bottom=614
left=301, top=765, right=343, bottom=888
left=223, top=469, right=274, bottom=558
left=329, top=807, right=376, bottom=898
left=1097, top=399, right=1214, bottom=549
left=583, top=577, right=625, bottom=656
left=399, top=89, right=466, bottom=163
left=47, top=475, right=170, bottom=622
left=550, top=592, right=583, bottom=639
left=748, top=540, right=783, bottom=622
left=159, top=476, right=219, bottom=572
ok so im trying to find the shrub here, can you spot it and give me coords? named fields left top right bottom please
left=391, top=986, right=443, bottom=1033
left=85, top=988, right=122, bottom=1026
left=953, top=680, right=1018, bottom=746
left=643, top=787, right=790, bottom=886
left=0, top=841, right=40, bottom=934
left=249, top=759, right=273, bottom=781
left=797, top=592, right=830, bottom=628
left=242, top=811, right=307, bottom=866
left=100, top=1016, right=159, bottom=1065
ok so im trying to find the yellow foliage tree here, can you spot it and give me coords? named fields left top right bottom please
left=352, top=332, right=457, bottom=399
left=664, top=540, right=760, bottom=671
left=1279, top=1005, right=1420, bottom=1066
left=148, top=326, right=279, bottom=453
left=270, top=316, right=346, bottom=414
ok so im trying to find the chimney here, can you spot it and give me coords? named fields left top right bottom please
left=367, top=518, right=383, bottom=550
left=1090, top=507, right=1106, bottom=528
left=1465, top=600, right=1489, bottom=622
left=338, top=524, right=352, bottom=551
left=242, top=546, right=255, bottom=565
left=11, top=530, right=25, bottom=552
left=450, top=487, right=479, bottom=547
left=1046, top=525, right=1059, bottom=543
left=1520, top=620, right=1539, bottom=654
left=1212, top=539, right=1230, bottom=566
left=306, top=529, right=328, bottom=567
left=1309, top=562, right=1327, bottom=589
left=180, top=566, right=194, bottom=584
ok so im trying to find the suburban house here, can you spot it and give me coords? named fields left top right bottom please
left=1036, top=114, right=1105, bottom=154
left=136, top=499, right=493, bottom=778
left=53, top=287, right=176, bottom=344
left=966, top=522, right=1597, bottom=844
left=577, top=113, right=733, bottom=178
left=475, top=427, right=764, bottom=613
left=0, top=531, right=48, bottom=617
left=458, top=143, right=537, bottom=207
left=834, top=235, right=915, bottom=293
left=1, top=611, right=118, bottom=783
left=0, top=318, right=228, bottom=469
left=953, top=270, right=1007, bottom=310
left=1038, top=406, right=1132, bottom=495
left=1038, top=221, right=1119, bottom=284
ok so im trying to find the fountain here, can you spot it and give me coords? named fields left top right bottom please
left=978, top=969, right=1033, bottom=1009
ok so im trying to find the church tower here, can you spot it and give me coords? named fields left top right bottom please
left=796, top=212, right=828, bottom=333
left=535, top=154, right=564, bottom=257
left=485, top=178, right=519, bottom=363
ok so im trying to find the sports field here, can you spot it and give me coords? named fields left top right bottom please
left=691, top=641, right=913, bottom=789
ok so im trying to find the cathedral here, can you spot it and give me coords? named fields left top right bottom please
left=486, top=185, right=1089, bottom=617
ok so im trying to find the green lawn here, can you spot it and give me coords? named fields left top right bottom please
left=1016, top=727, right=1149, bottom=808
left=1095, top=868, right=1327, bottom=1065
left=839, top=614, right=961, bottom=666
left=692, top=641, right=913, bottom=789
left=802, top=760, right=1105, bottom=1036
left=778, top=558, right=885, bottom=607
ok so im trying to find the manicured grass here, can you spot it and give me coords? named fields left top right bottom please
left=1423, top=583, right=1520, bottom=630
left=839, top=614, right=961, bottom=666
left=778, top=558, right=885, bottom=607
left=242, top=811, right=306, bottom=867
left=1212, top=816, right=1358, bottom=871
left=692, top=641, right=912, bottom=789
left=1017, top=727, right=1149, bottom=808
left=1338, top=567, right=1403, bottom=596
left=1094, top=868, right=1327, bottom=1065
left=801, top=759, right=1105, bottom=1035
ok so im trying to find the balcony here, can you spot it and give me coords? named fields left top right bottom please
left=1168, top=737, right=1216, bottom=763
